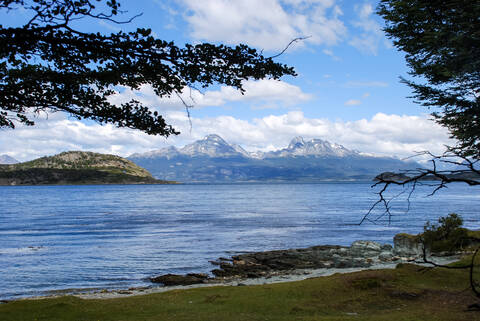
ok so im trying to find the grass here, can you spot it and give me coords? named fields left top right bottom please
left=2, top=263, right=480, bottom=321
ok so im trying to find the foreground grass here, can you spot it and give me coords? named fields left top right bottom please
left=2, top=263, right=480, bottom=321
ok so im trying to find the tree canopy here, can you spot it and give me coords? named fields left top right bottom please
left=0, top=0, right=295, bottom=136
left=372, top=2, right=480, bottom=300
left=377, top=0, right=480, bottom=158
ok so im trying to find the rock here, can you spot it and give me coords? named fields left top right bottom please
left=350, top=240, right=383, bottom=257
left=352, top=258, right=371, bottom=268
left=149, top=237, right=432, bottom=285
left=393, top=233, right=424, bottom=257
left=117, top=290, right=133, bottom=295
left=381, top=244, right=393, bottom=251
left=150, top=273, right=210, bottom=286
left=379, top=251, right=393, bottom=261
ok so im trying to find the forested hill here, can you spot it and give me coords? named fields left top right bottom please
left=0, top=151, right=175, bottom=185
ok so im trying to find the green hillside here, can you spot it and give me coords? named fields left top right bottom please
left=0, top=151, right=176, bottom=185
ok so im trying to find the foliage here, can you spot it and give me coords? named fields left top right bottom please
left=377, top=0, right=480, bottom=158
left=0, top=151, right=179, bottom=185
left=422, top=213, right=470, bottom=253
left=0, top=167, right=171, bottom=185
left=0, top=0, right=295, bottom=135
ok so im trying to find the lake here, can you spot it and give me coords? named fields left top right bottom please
left=0, top=183, right=479, bottom=300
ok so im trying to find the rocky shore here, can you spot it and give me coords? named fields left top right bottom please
left=14, top=233, right=460, bottom=301
left=149, top=233, right=450, bottom=287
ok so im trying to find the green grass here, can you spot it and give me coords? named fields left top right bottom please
left=2, top=263, right=480, bottom=321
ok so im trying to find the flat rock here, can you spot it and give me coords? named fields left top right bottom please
left=149, top=233, right=459, bottom=285
left=150, top=273, right=210, bottom=286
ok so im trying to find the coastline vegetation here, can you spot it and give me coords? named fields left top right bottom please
left=0, top=151, right=177, bottom=185
left=1, top=261, right=479, bottom=321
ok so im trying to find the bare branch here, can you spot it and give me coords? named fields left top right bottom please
left=363, top=149, right=479, bottom=224
left=365, top=148, right=480, bottom=300
left=174, top=91, right=193, bottom=132
left=269, top=36, right=311, bottom=59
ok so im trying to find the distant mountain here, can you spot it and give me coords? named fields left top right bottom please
left=262, top=136, right=357, bottom=158
left=130, top=134, right=250, bottom=159
left=0, top=151, right=176, bottom=185
left=129, top=135, right=421, bottom=183
left=0, top=154, right=19, bottom=164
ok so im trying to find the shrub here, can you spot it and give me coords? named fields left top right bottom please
left=422, top=213, right=469, bottom=253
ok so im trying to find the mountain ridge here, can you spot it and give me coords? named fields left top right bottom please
left=130, top=134, right=365, bottom=160
left=129, top=135, right=420, bottom=183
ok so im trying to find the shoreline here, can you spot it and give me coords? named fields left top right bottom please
left=8, top=255, right=460, bottom=302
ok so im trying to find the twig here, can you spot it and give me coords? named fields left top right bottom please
left=269, top=36, right=311, bottom=59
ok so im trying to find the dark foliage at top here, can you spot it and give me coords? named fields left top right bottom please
left=0, top=0, right=295, bottom=135
left=378, top=0, right=480, bottom=158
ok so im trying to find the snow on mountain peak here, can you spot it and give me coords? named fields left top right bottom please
left=180, top=134, right=243, bottom=157
left=288, top=136, right=306, bottom=149
left=265, top=137, right=357, bottom=158
left=129, top=134, right=358, bottom=159
left=203, top=134, right=226, bottom=143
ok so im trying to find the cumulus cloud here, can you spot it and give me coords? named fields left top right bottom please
left=108, top=79, right=311, bottom=112
left=1, top=111, right=452, bottom=162
left=180, top=0, right=347, bottom=51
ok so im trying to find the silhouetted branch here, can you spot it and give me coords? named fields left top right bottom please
left=364, top=148, right=480, bottom=300
left=363, top=149, right=480, bottom=224
left=269, top=36, right=311, bottom=59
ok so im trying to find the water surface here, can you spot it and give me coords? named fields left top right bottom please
left=0, top=183, right=478, bottom=299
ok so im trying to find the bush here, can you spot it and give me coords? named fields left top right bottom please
left=422, top=213, right=469, bottom=253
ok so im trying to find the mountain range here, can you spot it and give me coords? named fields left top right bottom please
left=129, top=134, right=420, bottom=183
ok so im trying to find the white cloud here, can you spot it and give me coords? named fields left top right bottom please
left=181, top=0, right=347, bottom=51
left=1, top=111, right=452, bottom=162
left=345, top=99, right=361, bottom=106
left=348, top=3, right=385, bottom=55
left=201, top=79, right=312, bottom=106
left=109, top=79, right=311, bottom=111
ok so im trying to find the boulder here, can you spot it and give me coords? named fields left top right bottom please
left=150, top=273, right=210, bottom=286
left=393, top=233, right=424, bottom=257
left=379, top=251, right=394, bottom=261
left=149, top=237, right=431, bottom=285
left=350, top=240, right=383, bottom=257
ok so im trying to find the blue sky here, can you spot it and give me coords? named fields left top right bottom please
left=0, top=0, right=453, bottom=161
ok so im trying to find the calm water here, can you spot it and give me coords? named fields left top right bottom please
left=0, top=183, right=479, bottom=300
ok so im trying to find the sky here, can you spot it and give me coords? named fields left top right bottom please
left=0, top=0, right=454, bottom=162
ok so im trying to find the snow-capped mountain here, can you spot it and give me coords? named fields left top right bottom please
left=130, top=135, right=359, bottom=160
left=0, top=154, right=19, bottom=164
left=265, top=136, right=357, bottom=158
left=179, top=134, right=243, bottom=157
left=128, top=134, right=419, bottom=183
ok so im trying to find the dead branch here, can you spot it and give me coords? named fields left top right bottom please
left=364, top=148, right=480, bottom=300
left=269, top=36, right=311, bottom=59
